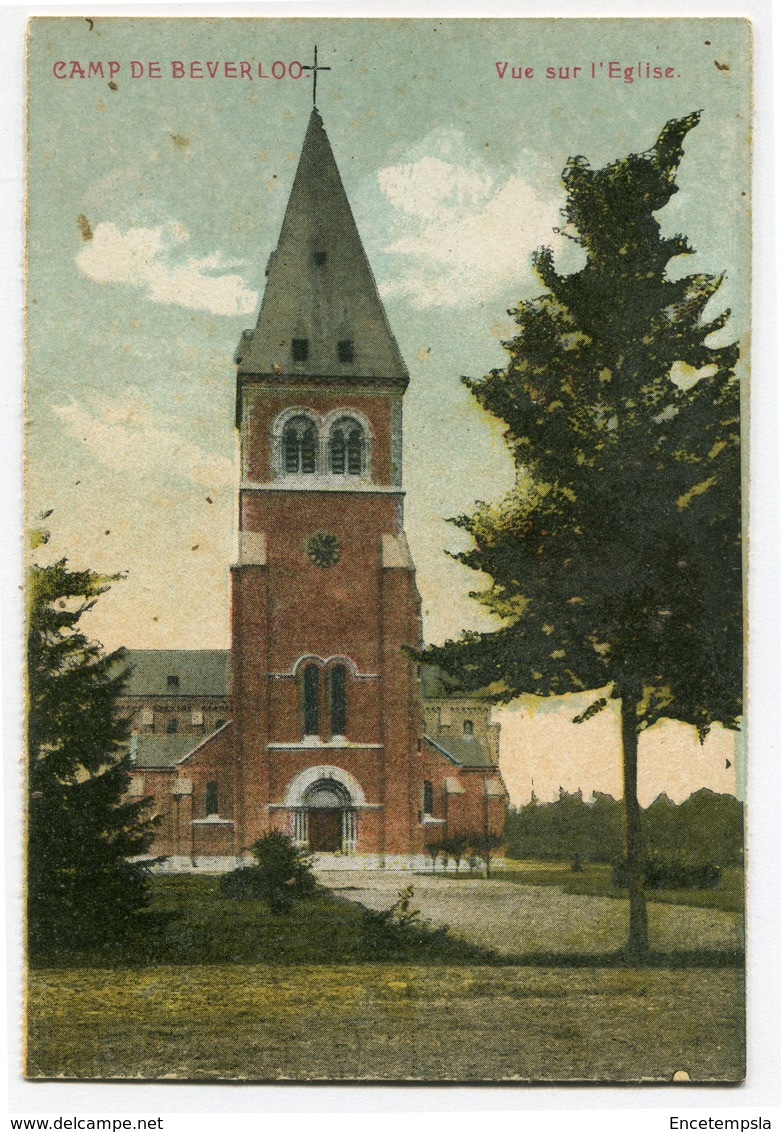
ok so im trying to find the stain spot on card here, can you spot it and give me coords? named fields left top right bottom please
left=77, top=215, right=93, bottom=241
left=191, top=544, right=200, bottom=551
left=714, top=60, right=729, bottom=71
left=170, top=133, right=191, bottom=153
left=85, top=17, right=94, bottom=29
left=206, top=496, right=213, bottom=504
left=108, top=81, right=118, bottom=91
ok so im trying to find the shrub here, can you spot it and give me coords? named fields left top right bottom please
left=424, top=841, right=444, bottom=871
left=612, top=857, right=722, bottom=892
left=441, top=834, right=469, bottom=873
left=468, top=831, right=502, bottom=878
left=361, top=884, right=450, bottom=958
left=218, top=832, right=317, bottom=913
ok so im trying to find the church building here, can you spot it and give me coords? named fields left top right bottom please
left=122, top=106, right=506, bottom=869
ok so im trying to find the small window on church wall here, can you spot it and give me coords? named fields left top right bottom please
left=330, top=665, right=347, bottom=736
left=205, top=781, right=218, bottom=816
left=167, top=674, right=180, bottom=689
left=337, top=339, right=354, bottom=363
left=292, top=338, right=309, bottom=363
left=463, top=719, right=474, bottom=736
left=166, top=718, right=178, bottom=734
left=423, top=780, right=434, bottom=817
left=284, top=417, right=317, bottom=475
left=302, top=664, right=320, bottom=736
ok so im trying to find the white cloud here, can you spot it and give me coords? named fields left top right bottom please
left=76, top=221, right=258, bottom=317
left=52, top=394, right=234, bottom=491
left=375, top=129, right=562, bottom=309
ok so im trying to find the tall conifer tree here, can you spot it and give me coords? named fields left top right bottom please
left=27, top=553, right=157, bottom=955
left=419, top=112, right=742, bottom=958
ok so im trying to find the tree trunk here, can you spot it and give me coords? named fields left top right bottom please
left=620, top=682, right=649, bottom=960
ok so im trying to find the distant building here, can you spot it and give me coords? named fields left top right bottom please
left=121, top=108, right=505, bottom=868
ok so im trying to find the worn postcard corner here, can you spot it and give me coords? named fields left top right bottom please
left=24, top=16, right=749, bottom=1084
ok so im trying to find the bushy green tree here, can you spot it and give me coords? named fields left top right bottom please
left=418, top=113, right=742, bottom=958
left=219, top=832, right=316, bottom=913
left=28, top=556, right=156, bottom=955
left=469, top=832, right=502, bottom=878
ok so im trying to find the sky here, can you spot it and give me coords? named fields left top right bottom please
left=25, top=16, right=750, bottom=805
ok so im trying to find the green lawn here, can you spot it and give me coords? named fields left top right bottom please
left=32, top=875, right=496, bottom=969
left=26, top=874, right=745, bottom=1082
left=496, top=860, right=745, bottom=914
left=27, top=963, right=744, bottom=1081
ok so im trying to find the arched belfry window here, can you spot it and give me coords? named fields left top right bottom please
left=302, top=664, right=320, bottom=737
left=329, top=665, right=347, bottom=737
left=284, top=416, right=317, bottom=475
left=330, top=418, right=365, bottom=477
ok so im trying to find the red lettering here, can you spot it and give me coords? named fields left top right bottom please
left=272, top=60, right=285, bottom=78
left=130, top=61, right=143, bottom=78
left=224, top=62, right=237, bottom=77
left=240, top=61, right=252, bottom=79
left=608, top=62, right=621, bottom=78
left=108, top=61, right=120, bottom=79
left=289, top=60, right=302, bottom=79
left=171, top=61, right=184, bottom=77
left=53, top=61, right=66, bottom=78
left=257, top=63, right=270, bottom=78
left=86, top=61, right=104, bottom=78
left=665, top=66, right=674, bottom=77
left=512, top=66, right=533, bottom=78
left=207, top=61, right=219, bottom=78
left=148, top=61, right=161, bottom=78
left=69, top=60, right=85, bottom=78
left=191, top=62, right=203, bottom=78
left=495, top=61, right=509, bottom=78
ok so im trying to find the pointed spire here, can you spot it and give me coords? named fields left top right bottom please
left=237, top=110, right=408, bottom=386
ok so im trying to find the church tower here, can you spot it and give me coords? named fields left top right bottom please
left=121, top=101, right=505, bottom=868
left=230, top=108, right=425, bottom=860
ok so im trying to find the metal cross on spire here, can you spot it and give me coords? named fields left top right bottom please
left=302, top=45, right=331, bottom=107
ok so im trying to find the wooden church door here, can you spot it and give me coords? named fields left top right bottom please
left=308, top=808, right=342, bottom=852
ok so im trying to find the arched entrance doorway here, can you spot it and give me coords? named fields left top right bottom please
left=302, top=779, right=352, bottom=852
left=285, top=765, right=364, bottom=853
left=298, top=778, right=357, bottom=851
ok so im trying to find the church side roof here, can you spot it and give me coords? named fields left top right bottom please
left=236, top=108, right=408, bottom=386
left=118, top=650, right=230, bottom=697
left=423, top=734, right=494, bottom=769
left=130, top=722, right=233, bottom=769
left=129, top=734, right=204, bottom=769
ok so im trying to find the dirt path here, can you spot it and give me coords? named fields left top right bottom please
left=318, top=871, right=743, bottom=957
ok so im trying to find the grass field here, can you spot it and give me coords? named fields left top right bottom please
left=25, top=873, right=745, bottom=1082
left=495, top=860, right=745, bottom=914
left=27, top=963, right=744, bottom=1081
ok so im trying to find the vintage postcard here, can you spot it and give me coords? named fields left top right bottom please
left=24, top=16, right=749, bottom=1082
